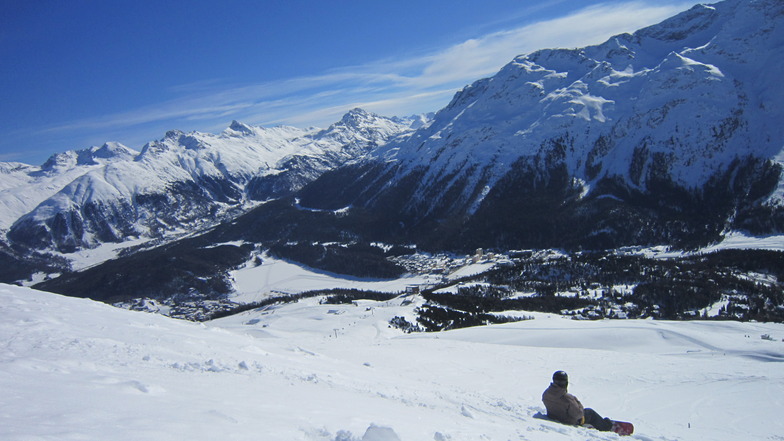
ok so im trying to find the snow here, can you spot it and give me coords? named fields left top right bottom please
left=444, top=262, right=496, bottom=280
left=612, top=231, right=784, bottom=260
left=229, top=254, right=439, bottom=304
left=703, top=231, right=784, bottom=252
left=704, top=298, right=730, bottom=318
left=60, top=236, right=158, bottom=272
left=2, top=283, right=783, bottom=441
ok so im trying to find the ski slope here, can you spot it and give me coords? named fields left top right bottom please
left=1, top=283, right=782, bottom=441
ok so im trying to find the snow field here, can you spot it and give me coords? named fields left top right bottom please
left=228, top=254, right=440, bottom=304
left=2, top=284, right=783, bottom=441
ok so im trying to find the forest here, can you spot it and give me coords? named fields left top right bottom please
left=419, top=249, right=784, bottom=325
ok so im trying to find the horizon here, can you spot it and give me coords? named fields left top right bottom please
left=0, top=0, right=701, bottom=166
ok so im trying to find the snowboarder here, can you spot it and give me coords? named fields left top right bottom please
left=542, top=371, right=632, bottom=434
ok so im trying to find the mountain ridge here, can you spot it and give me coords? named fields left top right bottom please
left=1, top=109, right=420, bottom=254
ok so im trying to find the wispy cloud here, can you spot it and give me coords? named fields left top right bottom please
left=43, top=1, right=697, bottom=138
left=366, top=1, right=696, bottom=91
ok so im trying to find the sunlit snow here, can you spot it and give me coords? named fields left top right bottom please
left=1, top=284, right=782, bottom=441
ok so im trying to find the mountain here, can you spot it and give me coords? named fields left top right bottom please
left=0, top=142, right=138, bottom=231
left=7, top=0, right=781, bottom=259
left=9, top=0, right=784, bottom=314
left=2, top=283, right=783, bottom=440
left=1, top=109, right=418, bottom=255
left=298, top=0, right=784, bottom=250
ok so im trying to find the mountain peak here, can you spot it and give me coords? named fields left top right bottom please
left=164, top=129, right=185, bottom=139
left=91, top=142, right=138, bottom=160
left=345, top=107, right=370, bottom=116
left=339, top=108, right=374, bottom=126
left=227, top=120, right=255, bottom=135
left=39, top=142, right=137, bottom=171
left=634, top=0, right=721, bottom=46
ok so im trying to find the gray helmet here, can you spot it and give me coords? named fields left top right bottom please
left=552, top=370, right=568, bottom=387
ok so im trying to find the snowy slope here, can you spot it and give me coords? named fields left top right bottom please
left=2, top=283, right=782, bottom=441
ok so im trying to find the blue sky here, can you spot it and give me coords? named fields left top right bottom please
left=0, top=0, right=701, bottom=165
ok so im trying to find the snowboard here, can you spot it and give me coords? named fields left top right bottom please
left=611, top=421, right=634, bottom=436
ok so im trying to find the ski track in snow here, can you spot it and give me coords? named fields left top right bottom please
left=1, top=284, right=783, bottom=441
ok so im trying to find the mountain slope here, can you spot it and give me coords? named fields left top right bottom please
left=2, top=283, right=782, bottom=440
left=299, top=0, right=784, bottom=250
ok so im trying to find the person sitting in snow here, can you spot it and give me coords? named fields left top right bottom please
left=542, top=370, right=614, bottom=431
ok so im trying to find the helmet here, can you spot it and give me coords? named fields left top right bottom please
left=552, top=370, right=568, bottom=387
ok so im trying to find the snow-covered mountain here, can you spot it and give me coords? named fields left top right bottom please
left=4, top=0, right=784, bottom=297
left=0, top=142, right=138, bottom=230
left=1, top=109, right=418, bottom=254
left=299, top=0, right=784, bottom=250
left=6, top=0, right=782, bottom=259
left=2, top=283, right=782, bottom=440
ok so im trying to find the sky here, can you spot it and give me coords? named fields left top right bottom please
left=0, top=0, right=702, bottom=166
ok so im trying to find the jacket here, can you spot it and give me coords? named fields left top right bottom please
left=542, top=383, right=584, bottom=425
